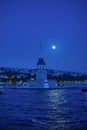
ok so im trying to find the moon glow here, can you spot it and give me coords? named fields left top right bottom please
left=52, top=45, right=56, bottom=50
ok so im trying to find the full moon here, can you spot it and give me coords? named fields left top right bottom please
left=52, top=45, right=56, bottom=49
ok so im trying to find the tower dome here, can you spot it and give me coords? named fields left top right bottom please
left=37, top=58, right=46, bottom=69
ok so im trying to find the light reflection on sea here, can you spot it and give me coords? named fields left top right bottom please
left=0, top=86, right=87, bottom=130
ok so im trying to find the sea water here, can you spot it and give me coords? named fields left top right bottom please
left=0, top=86, right=87, bottom=130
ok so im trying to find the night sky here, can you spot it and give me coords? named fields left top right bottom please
left=0, top=0, right=87, bottom=72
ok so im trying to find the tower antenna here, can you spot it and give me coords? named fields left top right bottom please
left=40, top=41, right=43, bottom=58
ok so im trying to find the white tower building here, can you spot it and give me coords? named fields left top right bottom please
left=36, top=58, right=47, bottom=81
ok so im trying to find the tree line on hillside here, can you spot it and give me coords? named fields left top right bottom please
left=0, top=70, right=87, bottom=83
left=47, top=73, right=87, bottom=82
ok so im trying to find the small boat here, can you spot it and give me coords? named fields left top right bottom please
left=0, top=90, right=3, bottom=94
left=81, top=88, right=87, bottom=92
left=0, top=86, right=3, bottom=94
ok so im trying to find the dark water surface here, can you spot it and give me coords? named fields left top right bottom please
left=0, top=87, right=87, bottom=130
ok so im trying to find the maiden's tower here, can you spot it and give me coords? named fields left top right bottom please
left=25, top=57, right=57, bottom=89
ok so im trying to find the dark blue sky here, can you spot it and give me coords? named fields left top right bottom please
left=0, top=0, right=87, bottom=72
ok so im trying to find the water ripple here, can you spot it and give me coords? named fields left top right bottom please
left=0, top=87, right=87, bottom=130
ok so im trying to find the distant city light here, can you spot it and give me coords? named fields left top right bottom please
left=52, top=45, right=56, bottom=49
